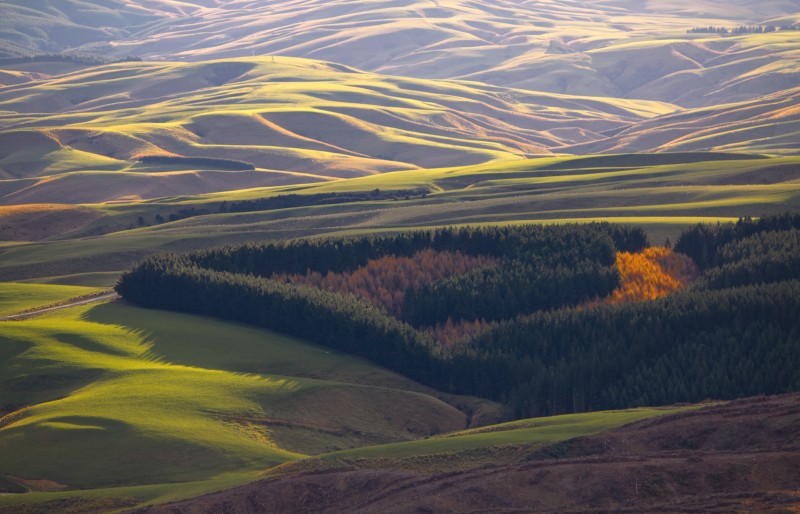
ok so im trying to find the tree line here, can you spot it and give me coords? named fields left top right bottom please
left=143, top=189, right=429, bottom=226
left=221, top=189, right=429, bottom=213
left=0, top=54, right=142, bottom=66
left=688, top=25, right=797, bottom=34
left=187, top=223, right=645, bottom=276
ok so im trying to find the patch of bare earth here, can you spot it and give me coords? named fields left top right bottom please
left=12, top=478, right=67, bottom=492
left=137, top=393, right=800, bottom=513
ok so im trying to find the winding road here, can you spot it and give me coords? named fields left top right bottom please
left=0, top=291, right=119, bottom=321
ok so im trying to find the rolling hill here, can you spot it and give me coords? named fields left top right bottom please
left=0, top=56, right=680, bottom=204
left=0, top=283, right=706, bottom=512
left=0, top=285, right=499, bottom=503
left=2, top=152, right=798, bottom=283
left=4, top=285, right=757, bottom=513
left=0, top=55, right=797, bottom=208
left=2, top=1, right=798, bottom=107
left=0, top=0, right=797, bottom=210
left=563, top=85, right=800, bottom=154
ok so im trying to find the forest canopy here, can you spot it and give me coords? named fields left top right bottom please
left=116, top=217, right=800, bottom=418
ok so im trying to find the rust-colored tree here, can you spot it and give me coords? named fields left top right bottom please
left=424, top=317, right=496, bottom=347
left=272, top=249, right=496, bottom=317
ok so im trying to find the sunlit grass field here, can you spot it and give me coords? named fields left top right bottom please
left=0, top=294, right=478, bottom=505
left=0, top=283, right=104, bottom=316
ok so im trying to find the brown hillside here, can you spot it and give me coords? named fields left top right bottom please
left=137, top=393, right=800, bottom=514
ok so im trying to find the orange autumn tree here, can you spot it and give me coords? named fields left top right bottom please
left=606, top=247, right=699, bottom=304
left=272, top=249, right=496, bottom=317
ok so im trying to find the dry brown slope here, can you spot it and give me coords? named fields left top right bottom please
left=138, top=393, right=800, bottom=514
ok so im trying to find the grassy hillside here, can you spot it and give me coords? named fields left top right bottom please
left=0, top=293, right=499, bottom=497
left=316, top=405, right=695, bottom=471
left=132, top=394, right=800, bottom=514
left=0, top=51, right=796, bottom=208
left=0, top=1, right=158, bottom=58
left=565, top=85, right=800, bottom=154
left=0, top=282, right=103, bottom=316
left=0, top=288, right=697, bottom=511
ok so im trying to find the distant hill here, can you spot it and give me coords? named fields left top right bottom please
left=0, top=57, right=682, bottom=204
left=562, top=86, right=800, bottom=154
left=1, top=0, right=798, bottom=108
left=1, top=55, right=796, bottom=206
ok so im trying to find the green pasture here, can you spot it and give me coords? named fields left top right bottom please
left=20, top=272, right=121, bottom=288
left=0, top=295, right=474, bottom=508
left=0, top=282, right=103, bottom=316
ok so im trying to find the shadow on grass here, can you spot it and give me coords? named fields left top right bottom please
left=78, top=301, right=290, bottom=380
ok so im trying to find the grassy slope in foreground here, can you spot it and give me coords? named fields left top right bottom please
left=0, top=294, right=486, bottom=497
